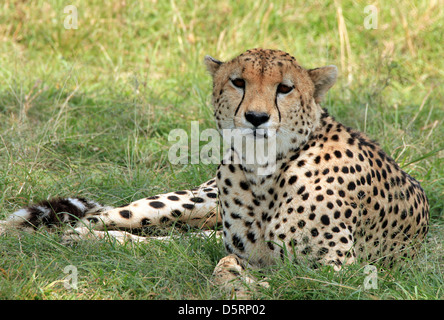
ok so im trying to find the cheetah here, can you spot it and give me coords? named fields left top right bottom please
left=0, top=49, right=430, bottom=293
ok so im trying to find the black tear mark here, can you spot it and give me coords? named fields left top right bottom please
left=234, top=89, right=245, bottom=117
left=274, top=92, right=282, bottom=122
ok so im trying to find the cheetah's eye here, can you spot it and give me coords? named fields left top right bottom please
left=277, top=83, right=293, bottom=94
left=231, top=78, right=245, bottom=89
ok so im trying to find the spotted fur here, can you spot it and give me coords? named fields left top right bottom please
left=1, top=49, right=430, bottom=295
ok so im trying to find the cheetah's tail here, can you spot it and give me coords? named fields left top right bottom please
left=1, top=197, right=112, bottom=232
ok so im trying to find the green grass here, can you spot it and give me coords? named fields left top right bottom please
left=0, top=0, right=442, bottom=299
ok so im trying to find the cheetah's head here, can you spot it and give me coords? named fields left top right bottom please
left=205, top=48, right=337, bottom=155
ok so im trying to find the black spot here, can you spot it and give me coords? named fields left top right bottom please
left=207, top=192, right=218, bottom=198
left=345, top=149, right=353, bottom=158
left=171, top=210, right=182, bottom=218
left=376, top=159, right=383, bottom=168
left=232, top=234, right=245, bottom=252
left=321, top=215, right=330, bottom=226
left=347, top=137, right=355, bottom=145
left=401, top=210, right=408, bottom=220
left=119, top=210, right=132, bottom=219
left=297, top=186, right=306, bottom=195
left=167, top=195, right=180, bottom=201
left=268, top=201, right=275, bottom=209
left=311, top=228, right=319, bottom=237
left=231, top=212, right=241, bottom=219
left=288, top=175, right=298, bottom=185
left=316, top=195, right=324, bottom=202
left=239, top=181, right=249, bottom=190
left=289, top=238, right=297, bottom=247
left=324, top=153, right=331, bottom=161
left=150, top=201, right=166, bottom=209
left=87, top=217, right=99, bottom=223
left=334, top=150, right=342, bottom=158
left=182, top=203, right=195, bottom=210
left=190, top=197, right=204, bottom=203
left=160, top=216, right=170, bottom=224
left=247, top=232, right=256, bottom=243
left=317, top=247, right=329, bottom=256
left=224, top=178, right=232, bottom=187
left=234, top=198, right=243, bottom=206
left=347, top=181, right=356, bottom=191
left=331, top=134, right=339, bottom=141
left=141, top=218, right=151, bottom=226
left=175, top=190, right=188, bottom=195
left=298, top=220, right=306, bottom=228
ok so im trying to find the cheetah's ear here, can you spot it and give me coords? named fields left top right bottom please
left=204, top=55, right=223, bottom=77
left=308, top=65, right=338, bottom=103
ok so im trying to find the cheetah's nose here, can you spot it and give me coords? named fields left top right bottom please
left=245, top=111, right=270, bottom=127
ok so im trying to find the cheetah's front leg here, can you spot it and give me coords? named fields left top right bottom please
left=78, top=178, right=221, bottom=232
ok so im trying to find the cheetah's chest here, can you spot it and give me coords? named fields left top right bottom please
left=217, top=162, right=290, bottom=266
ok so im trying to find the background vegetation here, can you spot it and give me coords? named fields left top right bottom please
left=0, top=0, right=442, bottom=299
